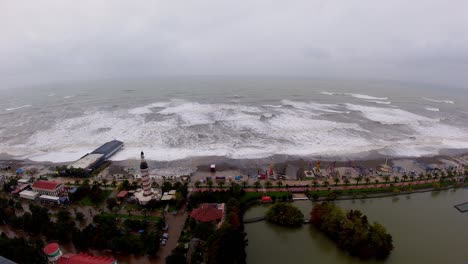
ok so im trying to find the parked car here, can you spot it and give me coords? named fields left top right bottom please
left=162, top=222, right=169, bottom=231
left=162, top=233, right=169, bottom=240
left=160, top=239, right=167, bottom=246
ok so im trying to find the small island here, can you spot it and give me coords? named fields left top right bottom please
left=311, top=202, right=393, bottom=259
left=265, top=203, right=304, bottom=227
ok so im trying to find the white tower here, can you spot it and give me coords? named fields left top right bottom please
left=140, top=151, right=153, bottom=196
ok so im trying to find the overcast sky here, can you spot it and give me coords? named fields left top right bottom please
left=1, top=0, right=468, bottom=89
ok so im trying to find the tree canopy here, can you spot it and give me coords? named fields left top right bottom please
left=265, top=202, right=304, bottom=227
left=311, top=202, right=393, bottom=259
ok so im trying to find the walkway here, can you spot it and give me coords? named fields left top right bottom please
left=194, top=179, right=438, bottom=193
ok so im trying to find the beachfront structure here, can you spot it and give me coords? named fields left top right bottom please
left=69, top=140, right=123, bottom=172
left=69, top=153, right=104, bottom=171
left=43, top=243, right=117, bottom=264
left=91, top=140, right=124, bottom=159
left=190, top=203, right=225, bottom=228
left=19, top=190, right=39, bottom=200
left=32, top=180, right=65, bottom=196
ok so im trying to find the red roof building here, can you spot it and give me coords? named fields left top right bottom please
left=190, top=203, right=225, bottom=224
left=32, top=180, right=65, bottom=196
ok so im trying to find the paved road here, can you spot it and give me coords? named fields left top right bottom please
left=154, top=206, right=188, bottom=263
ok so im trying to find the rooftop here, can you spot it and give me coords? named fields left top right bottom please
left=91, top=140, right=123, bottom=156
left=116, top=190, right=128, bottom=198
left=43, top=243, right=60, bottom=255
left=70, top=154, right=104, bottom=169
left=32, top=180, right=61, bottom=190
left=190, top=203, right=224, bottom=223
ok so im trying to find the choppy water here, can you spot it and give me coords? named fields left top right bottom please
left=1, top=78, right=467, bottom=162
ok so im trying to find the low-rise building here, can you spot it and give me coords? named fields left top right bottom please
left=32, top=180, right=65, bottom=196
left=19, top=190, right=39, bottom=200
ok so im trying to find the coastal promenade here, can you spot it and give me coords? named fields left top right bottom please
left=193, top=179, right=439, bottom=193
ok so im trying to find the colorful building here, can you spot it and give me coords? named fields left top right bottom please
left=32, top=180, right=65, bottom=196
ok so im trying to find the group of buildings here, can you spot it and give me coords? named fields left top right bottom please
left=14, top=180, right=66, bottom=205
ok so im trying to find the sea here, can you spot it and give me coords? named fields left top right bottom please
left=1, top=77, right=468, bottom=163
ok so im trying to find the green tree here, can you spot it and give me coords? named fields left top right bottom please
left=254, top=181, right=261, bottom=189
left=242, top=181, right=248, bottom=189
left=207, top=179, right=213, bottom=189
left=334, top=178, right=340, bottom=186
left=356, top=176, right=362, bottom=185
left=265, top=181, right=272, bottom=188
left=277, top=181, right=283, bottom=188
left=365, top=177, right=370, bottom=185
left=265, top=203, right=304, bottom=226
left=194, top=181, right=201, bottom=189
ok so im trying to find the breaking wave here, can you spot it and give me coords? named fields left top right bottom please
left=423, top=97, right=454, bottom=104
left=5, top=105, right=32, bottom=111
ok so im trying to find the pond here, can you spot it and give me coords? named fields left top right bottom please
left=245, top=189, right=468, bottom=264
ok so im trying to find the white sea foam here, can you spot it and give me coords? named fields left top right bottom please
left=320, top=91, right=388, bottom=100
left=5, top=105, right=32, bottom=111
left=128, top=102, right=171, bottom=115
left=281, top=100, right=347, bottom=114
left=345, top=104, right=436, bottom=125
left=47, top=93, right=56, bottom=97
left=347, top=93, right=388, bottom=100
left=64, top=95, right=75, bottom=99
left=367, top=100, right=391, bottom=105
left=425, top=107, right=440, bottom=112
left=423, top=97, right=454, bottom=104
left=3, top=97, right=468, bottom=162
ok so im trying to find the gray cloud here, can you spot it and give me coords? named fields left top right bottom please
left=1, top=0, right=468, bottom=88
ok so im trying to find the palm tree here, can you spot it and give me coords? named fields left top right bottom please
left=334, top=178, right=340, bottom=186
left=409, top=175, right=415, bottom=182
left=277, top=181, right=283, bottom=188
left=365, top=177, right=370, bottom=185
left=393, top=176, right=400, bottom=183
left=402, top=175, right=408, bottom=182
left=312, top=180, right=319, bottom=188
left=111, top=180, right=117, bottom=188
left=194, top=181, right=201, bottom=189
left=254, top=181, right=261, bottom=189
left=102, top=179, right=108, bottom=187
left=323, top=180, right=329, bottom=187
left=384, top=176, right=390, bottom=183
left=418, top=172, right=425, bottom=181
left=344, top=179, right=350, bottom=186
left=374, top=179, right=379, bottom=184
left=207, top=180, right=213, bottom=189
left=218, top=182, right=225, bottom=189
left=142, top=208, right=148, bottom=217
left=242, top=181, right=248, bottom=189
left=265, top=181, right=272, bottom=188
left=356, top=176, right=362, bottom=185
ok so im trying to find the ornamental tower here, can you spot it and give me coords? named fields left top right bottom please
left=43, top=243, right=63, bottom=264
left=140, top=151, right=153, bottom=196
